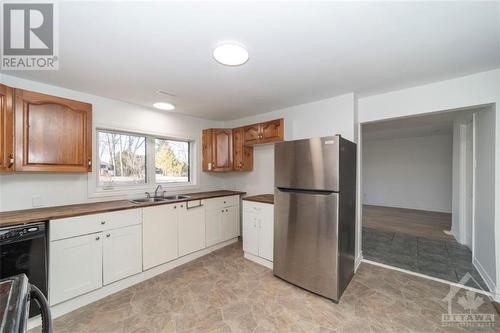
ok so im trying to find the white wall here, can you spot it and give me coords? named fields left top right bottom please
left=362, top=134, right=453, bottom=213
left=358, top=68, right=499, bottom=298
left=224, top=93, right=356, bottom=195
left=0, top=74, right=227, bottom=211
left=474, top=106, right=496, bottom=290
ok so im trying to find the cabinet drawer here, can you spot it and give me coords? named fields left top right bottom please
left=50, top=209, right=142, bottom=241
left=204, top=195, right=239, bottom=211
left=243, top=200, right=272, bottom=213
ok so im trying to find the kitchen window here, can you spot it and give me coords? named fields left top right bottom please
left=95, top=129, right=195, bottom=192
left=155, top=138, right=190, bottom=183
left=98, top=131, right=147, bottom=186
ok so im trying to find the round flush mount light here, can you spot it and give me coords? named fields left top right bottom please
left=213, top=41, right=249, bottom=66
left=153, top=102, right=175, bottom=111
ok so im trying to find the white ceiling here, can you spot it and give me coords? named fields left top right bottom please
left=4, top=1, right=499, bottom=120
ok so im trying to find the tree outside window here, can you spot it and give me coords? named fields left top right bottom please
left=155, top=139, right=189, bottom=183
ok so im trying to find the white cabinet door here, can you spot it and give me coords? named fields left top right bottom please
left=103, top=225, right=142, bottom=285
left=221, top=205, right=239, bottom=241
left=242, top=210, right=259, bottom=256
left=178, top=203, right=206, bottom=256
left=258, top=204, right=274, bottom=261
left=49, top=232, right=103, bottom=305
left=205, top=208, right=222, bottom=247
left=143, top=204, right=178, bottom=270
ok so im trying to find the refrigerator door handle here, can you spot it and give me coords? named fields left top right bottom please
left=276, top=187, right=337, bottom=195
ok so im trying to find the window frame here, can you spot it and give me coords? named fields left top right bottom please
left=89, top=127, right=199, bottom=198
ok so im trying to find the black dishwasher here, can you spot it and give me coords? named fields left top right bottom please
left=0, top=222, right=48, bottom=318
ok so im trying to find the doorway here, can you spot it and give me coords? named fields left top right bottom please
left=360, top=107, right=490, bottom=290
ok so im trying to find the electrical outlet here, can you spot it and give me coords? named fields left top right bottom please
left=32, top=195, right=43, bottom=208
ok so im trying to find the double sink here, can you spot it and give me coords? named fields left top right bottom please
left=129, top=194, right=191, bottom=204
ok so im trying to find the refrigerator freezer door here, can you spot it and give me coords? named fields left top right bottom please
left=274, top=136, right=340, bottom=192
left=273, top=188, right=339, bottom=300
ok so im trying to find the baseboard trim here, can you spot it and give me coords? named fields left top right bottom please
left=354, top=253, right=363, bottom=272
left=28, top=238, right=238, bottom=330
left=472, top=256, right=496, bottom=293
left=362, top=259, right=492, bottom=298
left=362, top=203, right=452, bottom=214
left=243, top=252, right=273, bottom=269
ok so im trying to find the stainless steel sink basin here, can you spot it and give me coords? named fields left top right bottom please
left=129, top=194, right=191, bottom=204
left=129, top=197, right=167, bottom=204
left=162, top=194, right=191, bottom=201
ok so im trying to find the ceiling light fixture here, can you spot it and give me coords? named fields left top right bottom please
left=153, top=102, right=175, bottom=111
left=213, top=41, right=249, bottom=66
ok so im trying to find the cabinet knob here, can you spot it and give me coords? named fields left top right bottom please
left=106, top=233, right=110, bottom=237
left=8, top=155, right=14, bottom=168
left=88, top=159, right=92, bottom=167
left=95, top=236, right=100, bottom=241
left=180, top=204, right=184, bottom=208
left=226, top=209, right=228, bottom=212
left=174, top=206, right=177, bottom=209
left=101, top=221, right=106, bottom=225
left=221, top=210, right=224, bottom=213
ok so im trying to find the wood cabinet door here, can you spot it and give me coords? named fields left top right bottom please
left=202, top=129, right=213, bottom=171
left=243, top=124, right=261, bottom=145
left=15, top=89, right=92, bottom=172
left=212, top=129, right=233, bottom=171
left=178, top=202, right=206, bottom=256
left=49, top=232, right=103, bottom=305
left=261, top=119, right=284, bottom=143
left=232, top=127, right=253, bottom=171
left=242, top=210, right=259, bottom=256
left=103, top=224, right=142, bottom=285
left=142, top=204, right=178, bottom=270
left=205, top=208, right=222, bottom=247
left=0, top=85, right=14, bottom=172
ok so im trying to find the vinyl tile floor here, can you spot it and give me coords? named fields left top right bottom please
left=31, top=241, right=498, bottom=333
left=362, top=227, right=489, bottom=290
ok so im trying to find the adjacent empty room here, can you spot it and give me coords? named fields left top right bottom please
left=361, top=105, right=496, bottom=291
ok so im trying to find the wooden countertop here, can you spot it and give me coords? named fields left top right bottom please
left=242, top=194, right=274, bottom=204
left=0, top=190, right=246, bottom=228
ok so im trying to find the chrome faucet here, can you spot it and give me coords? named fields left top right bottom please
left=154, top=185, right=164, bottom=198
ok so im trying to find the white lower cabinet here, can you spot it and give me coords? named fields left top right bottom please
left=205, top=208, right=222, bottom=247
left=49, top=209, right=142, bottom=305
left=178, top=201, right=206, bottom=256
left=48, top=196, right=242, bottom=306
left=242, top=201, right=274, bottom=263
left=103, top=224, right=142, bottom=285
left=222, top=205, right=240, bottom=241
left=142, top=204, right=179, bottom=270
left=49, top=232, right=103, bottom=305
left=205, top=196, right=240, bottom=247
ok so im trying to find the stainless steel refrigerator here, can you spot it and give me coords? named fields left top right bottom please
left=273, top=135, right=356, bottom=302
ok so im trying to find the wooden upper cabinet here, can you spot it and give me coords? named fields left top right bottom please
left=243, top=118, right=284, bottom=145
left=15, top=89, right=92, bottom=172
left=243, top=123, right=261, bottom=145
left=261, top=119, right=284, bottom=143
left=233, top=127, right=253, bottom=172
left=202, top=128, right=233, bottom=172
left=0, top=84, right=14, bottom=172
left=202, top=118, right=283, bottom=172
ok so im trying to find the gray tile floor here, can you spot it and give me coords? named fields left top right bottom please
left=362, top=227, right=489, bottom=290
